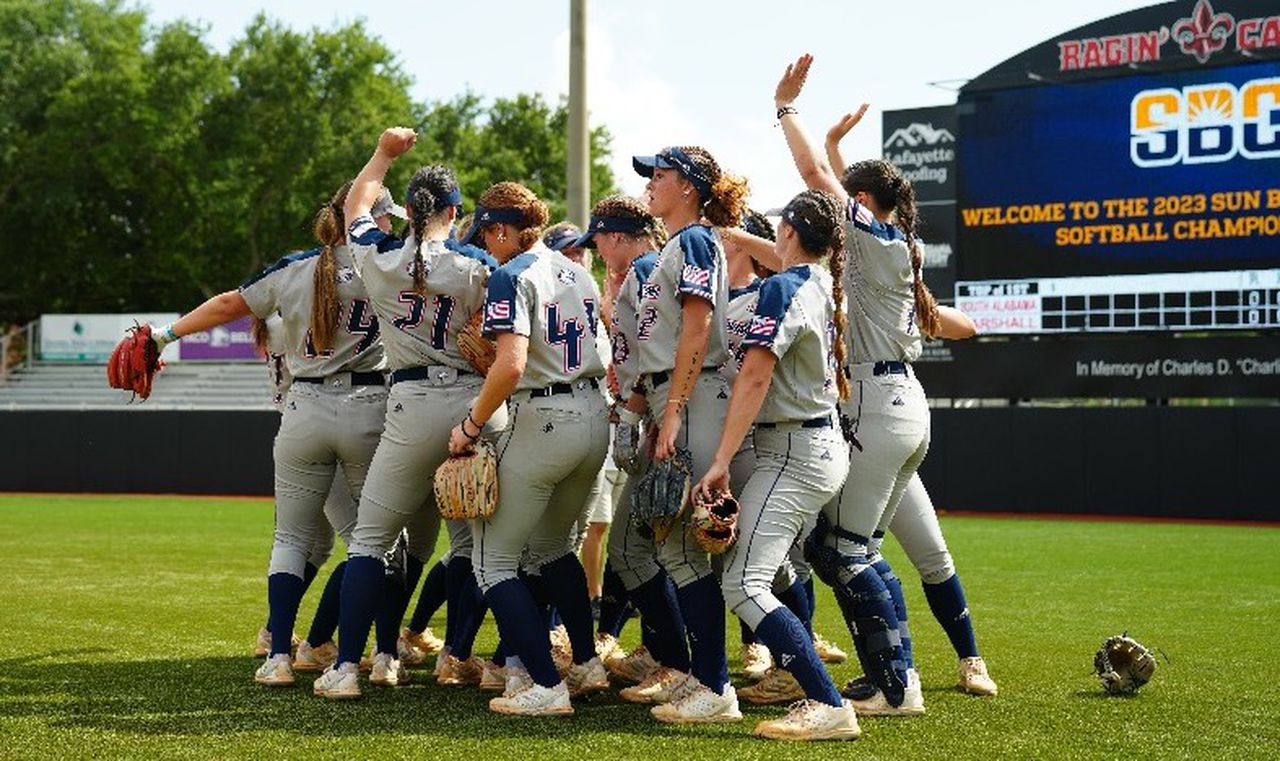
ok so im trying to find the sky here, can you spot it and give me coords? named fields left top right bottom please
left=145, top=0, right=1159, bottom=210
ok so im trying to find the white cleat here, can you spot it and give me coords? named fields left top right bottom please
left=606, top=645, right=660, bottom=685
left=293, top=640, right=337, bottom=673
left=312, top=662, right=361, bottom=700
left=958, top=656, right=998, bottom=696
left=849, top=668, right=926, bottom=717
left=753, top=698, right=861, bottom=741
left=479, top=660, right=508, bottom=692
left=254, top=627, right=299, bottom=657
left=369, top=652, right=410, bottom=687
left=566, top=656, right=610, bottom=697
left=504, top=664, right=534, bottom=697
left=812, top=633, right=849, bottom=664
left=618, top=668, right=694, bottom=704
left=738, top=667, right=806, bottom=705
left=651, top=682, right=743, bottom=724
left=254, top=653, right=295, bottom=686
left=488, top=681, right=575, bottom=716
left=742, top=642, right=773, bottom=682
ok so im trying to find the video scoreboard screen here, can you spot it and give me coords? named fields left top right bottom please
left=955, top=60, right=1280, bottom=334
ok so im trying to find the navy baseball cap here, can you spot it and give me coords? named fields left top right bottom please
left=543, top=223, right=584, bottom=251
left=632, top=147, right=712, bottom=199
left=459, top=205, right=525, bottom=245
left=571, top=214, right=650, bottom=249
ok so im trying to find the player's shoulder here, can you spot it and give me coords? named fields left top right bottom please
left=348, top=215, right=407, bottom=253
left=846, top=199, right=907, bottom=243
left=674, top=223, right=719, bottom=259
left=444, top=238, right=499, bottom=271
left=487, top=251, right=541, bottom=295
left=729, top=278, right=763, bottom=302
left=241, top=246, right=323, bottom=289
left=755, top=265, right=814, bottom=318
left=630, top=251, right=660, bottom=283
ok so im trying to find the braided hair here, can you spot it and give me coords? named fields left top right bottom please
left=404, top=165, right=460, bottom=295
left=309, top=181, right=352, bottom=353
left=781, top=189, right=850, bottom=401
left=841, top=159, right=941, bottom=339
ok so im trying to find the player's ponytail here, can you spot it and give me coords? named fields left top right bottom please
left=477, top=181, right=549, bottom=251
left=783, top=190, right=851, bottom=401
left=251, top=316, right=270, bottom=355
left=310, top=181, right=351, bottom=354
left=678, top=145, right=748, bottom=228
left=843, top=160, right=940, bottom=339
left=405, top=164, right=461, bottom=296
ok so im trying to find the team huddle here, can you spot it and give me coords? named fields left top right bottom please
left=131, top=55, right=996, bottom=742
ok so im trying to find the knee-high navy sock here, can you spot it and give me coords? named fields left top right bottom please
left=627, top=571, right=690, bottom=672
left=547, top=607, right=563, bottom=630
left=336, top=556, right=385, bottom=666
left=923, top=573, right=979, bottom=659
left=871, top=558, right=912, bottom=668
left=777, top=580, right=814, bottom=638
left=597, top=565, right=633, bottom=638
left=675, top=575, right=729, bottom=693
left=493, top=637, right=509, bottom=667
left=452, top=583, right=486, bottom=661
left=374, top=555, right=423, bottom=655
left=540, top=553, right=596, bottom=665
left=267, top=572, right=307, bottom=656
left=739, top=616, right=756, bottom=645
left=755, top=607, right=841, bottom=706
left=265, top=562, right=321, bottom=632
left=444, top=555, right=474, bottom=649
left=409, top=560, right=448, bottom=633
left=841, top=566, right=907, bottom=705
left=306, top=560, right=346, bottom=645
left=804, top=577, right=816, bottom=616
left=522, top=573, right=554, bottom=626
left=485, top=578, right=559, bottom=687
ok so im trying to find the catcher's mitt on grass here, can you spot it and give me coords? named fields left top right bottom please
left=457, top=309, right=496, bottom=376
left=106, top=322, right=164, bottom=401
left=690, top=489, right=739, bottom=554
left=1094, top=633, right=1157, bottom=695
left=630, top=447, right=692, bottom=542
left=434, top=439, right=498, bottom=520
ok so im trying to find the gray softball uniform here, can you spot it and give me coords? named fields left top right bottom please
left=240, top=245, right=387, bottom=580
left=344, top=215, right=502, bottom=563
left=825, top=200, right=930, bottom=553
left=720, top=264, right=849, bottom=629
left=884, top=473, right=958, bottom=585
left=472, top=248, right=609, bottom=591
left=634, top=225, right=731, bottom=588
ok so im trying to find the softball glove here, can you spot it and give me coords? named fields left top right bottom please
left=433, top=440, right=498, bottom=521
left=106, top=322, right=164, bottom=401
left=690, top=489, right=739, bottom=554
left=613, top=407, right=645, bottom=476
left=630, top=447, right=692, bottom=542
left=1094, top=633, right=1157, bottom=695
left=457, top=309, right=496, bottom=376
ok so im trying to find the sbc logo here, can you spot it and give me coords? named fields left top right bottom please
left=1130, top=78, right=1280, bottom=167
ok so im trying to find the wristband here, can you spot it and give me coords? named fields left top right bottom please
left=153, top=323, right=178, bottom=348
left=617, top=407, right=644, bottom=426
left=776, top=106, right=798, bottom=120
left=461, top=412, right=482, bottom=441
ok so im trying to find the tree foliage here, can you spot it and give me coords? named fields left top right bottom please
left=0, top=0, right=615, bottom=324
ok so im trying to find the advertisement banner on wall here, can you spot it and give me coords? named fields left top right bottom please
left=883, top=105, right=957, bottom=300
left=914, top=334, right=1280, bottom=398
left=179, top=316, right=262, bottom=361
left=39, top=314, right=181, bottom=363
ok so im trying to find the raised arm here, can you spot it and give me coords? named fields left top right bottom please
left=824, top=105, right=869, bottom=180
left=718, top=226, right=782, bottom=273
left=775, top=54, right=846, bottom=202
left=936, top=305, right=978, bottom=340
left=344, top=127, right=417, bottom=233
left=150, top=290, right=252, bottom=349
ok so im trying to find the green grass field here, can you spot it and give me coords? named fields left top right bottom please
left=1, top=494, right=1278, bottom=759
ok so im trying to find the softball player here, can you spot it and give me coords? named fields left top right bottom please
left=146, top=182, right=389, bottom=687
left=695, top=189, right=857, bottom=740
left=626, top=145, right=749, bottom=723
left=443, top=180, right=609, bottom=717
left=574, top=196, right=692, bottom=694
left=821, top=121, right=999, bottom=698
left=774, top=53, right=945, bottom=717
left=311, top=128, right=503, bottom=700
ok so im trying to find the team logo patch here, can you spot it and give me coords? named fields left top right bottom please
left=394, top=402, right=403, bottom=412
left=780, top=653, right=795, bottom=668
left=892, top=396, right=905, bottom=406
left=640, top=283, right=661, bottom=301
left=487, top=301, right=511, bottom=321
left=336, top=267, right=355, bottom=284
left=557, top=269, right=577, bottom=285
left=543, top=422, right=554, bottom=433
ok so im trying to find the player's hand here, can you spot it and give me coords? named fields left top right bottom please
left=448, top=423, right=476, bottom=456
left=775, top=53, right=813, bottom=109
left=377, top=127, right=417, bottom=159
left=695, top=461, right=730, bottom=503
left=653, top=410, right=681, bottom=462
left=826, top=105, right=869, bottom=146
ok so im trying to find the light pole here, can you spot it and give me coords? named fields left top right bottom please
left=567, top=0, right=589, bottom=227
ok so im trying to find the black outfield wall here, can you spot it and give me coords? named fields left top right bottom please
left=1, top=408, right=1275, bottom=521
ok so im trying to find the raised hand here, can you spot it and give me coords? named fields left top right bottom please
left=775, top=53, right=814, bottom=109
left=826, top=105, right=870, bottom=146
left=377, top=127, right=417, bottom=159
